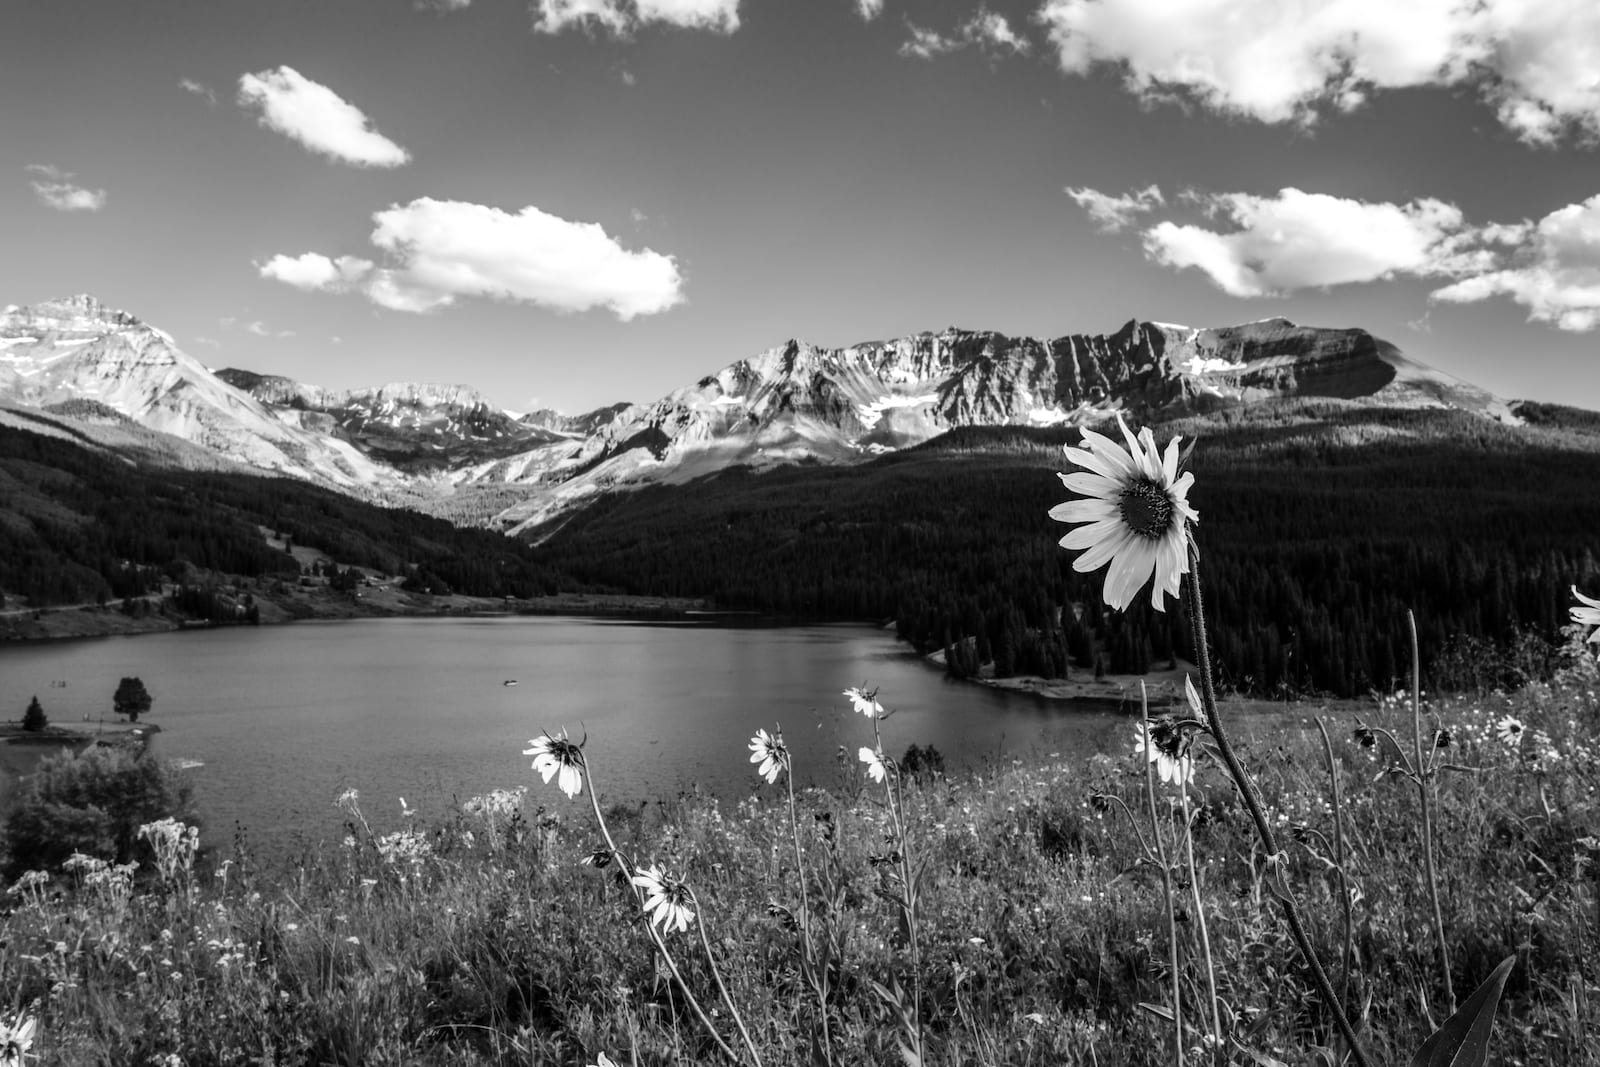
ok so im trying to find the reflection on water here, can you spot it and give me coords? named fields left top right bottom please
left=0, top=617, right=1125, bottom=855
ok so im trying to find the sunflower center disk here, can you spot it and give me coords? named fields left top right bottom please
left=1118, top=479, right=1174, bottom=539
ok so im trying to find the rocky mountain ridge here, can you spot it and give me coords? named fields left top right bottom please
left=0, top=295, right=1510, bottom=537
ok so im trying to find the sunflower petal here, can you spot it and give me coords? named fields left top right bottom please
left=1061, top=471, right=1121, bottom=498
left=1049, top=498, right=1117, bottom=525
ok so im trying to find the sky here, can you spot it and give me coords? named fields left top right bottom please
left=4, top=0, right=1599, bottom=415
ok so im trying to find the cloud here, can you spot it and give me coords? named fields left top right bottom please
left=1139, top=188, right=1475, bottom=297
left=900, top=9, right=1028, bottom=60
left=1035, top=0, right=1600, bottom=144
left=258, top=252, right=377, bottom=291
left=416, top=0, right=472, bottom=9
left=1431, top=195, right=1600, bottom=331
left=532, top=0, right=739, bottom=35
left=260, top=196, right=684, bottom=319
left=221, top=317, right=295, bottom=339
left=900, top=24, right=958, bottom=59
left=236, top=66, right=410, bottom=168
left=1067, top=183, right=1163, bottom=232
left=964, top=9, right=1029, bottom=54
left=26, top=164, right=107, bottom=212
left=854, top=0, right=884, bottom=20
left=179, top=78, right=217, bottom=106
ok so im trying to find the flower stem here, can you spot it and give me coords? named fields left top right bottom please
left=1313, top=716, right=1355, bottom=1025
left=1180, top=785, right=1221, bottom=1063
left=1410, top=610, right=1454, bottom=1016
left=1183, top=539, right=1373, bottom=1067
left=785, top=763, right=834, bottom=1062
left=1143, top=683, right=1183, bottom=1067
left=690, top=887, right=765, bottom=1067
left=579, top=753, right=742, bottom=1066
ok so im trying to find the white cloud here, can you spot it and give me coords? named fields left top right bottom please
left=964, top=9, right=1029, bottom=54
left=900, top=23, right=958, bottom=59
left=236, top=66, right=411, bottom=168
left=179, top=78, right=217, bottom=106
left=260, top=197, right=684, bottom=319
left=417, top=0, right=472, bottom=9
left=1035, top=0, right=1600, bottom=144
left=1067, top=184, right=1163, bottom=232
left=901, top=9, right=1028, bottom=60
left=1431, top=195, right=1600, bottom=331
left=533, top=0, right=739, bottom=35
left=221, top=318, right=294, bottom=339
left=258, top=252, right=377, bottom=291
left=26, top=164, right=106, bottom=212
left=636, top=0, right=739, bottom=32
left=534, top=0, right=630, bottom=33
left=855, top=0, right=884, bottom=20
left=1140, top=188, right=1475, bottom=297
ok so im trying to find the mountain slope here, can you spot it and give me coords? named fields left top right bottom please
left=0, top=296, right=399, bottom=491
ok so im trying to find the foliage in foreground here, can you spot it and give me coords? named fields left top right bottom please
left=4, top=745, right=198, bottom=879
left=1, top=658, right=1596, bottom=1065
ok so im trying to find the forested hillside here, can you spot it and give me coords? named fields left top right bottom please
left=0, top=423, right=561, bottom=607
left=534, top=400, right=1600, bottom=697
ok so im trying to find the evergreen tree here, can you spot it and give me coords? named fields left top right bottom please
left=114, top=677, right=153, bottom=722
left=22, top=695, right=47, bottom=733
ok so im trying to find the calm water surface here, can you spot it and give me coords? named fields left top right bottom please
left=0, top=617, right=1126, bottom=854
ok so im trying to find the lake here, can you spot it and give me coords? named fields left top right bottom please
left=0, top=616, right=1128, bottom=855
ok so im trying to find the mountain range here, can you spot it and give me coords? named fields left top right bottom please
left=1, top=294, right=1516, bottom=537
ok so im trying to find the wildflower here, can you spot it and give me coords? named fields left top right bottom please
left=843, top=686, right=884, bottom=718
left=748, top=728, right=788, bottom=784
left=1352, top=725, right=1376, bottom=749
left=524, top=730, right=585, bottom=798
left=1574, top=587, right=1600, bottom=651
left=1134, top=719, right=1194, bottom=786
left=590, top=1056, right=619, bottom=1067
left=1496, top=715, right=1525, bottom=747
left=0, top=1014, right=37, bottom=1066
left=1432, top=727, right=1453, bottom=750
left=1049, top=413, right=1198, bottom=611
left=859, top=745, right=888, bottom=783
left=631, top=864, right=696, bottom=934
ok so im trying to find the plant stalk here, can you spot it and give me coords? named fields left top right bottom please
left=1183, top=539, right=1373, bottom=1067
left=1410, top=610, right=1454, bottom=1015
left=580, top=753, right=742, bottom=1066
left=1143, top=683, right=1184, bottom=1067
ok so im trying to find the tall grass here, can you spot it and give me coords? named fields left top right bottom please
left=2, top=637, right=1597, bottom=1065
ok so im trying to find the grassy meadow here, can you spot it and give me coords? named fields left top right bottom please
left=2, top=643, right=1596, bottom=1066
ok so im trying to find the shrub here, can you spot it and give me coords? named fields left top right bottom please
left=4, top=744, right=198, bottom=876
left=21, top=695, right=47, bottom=732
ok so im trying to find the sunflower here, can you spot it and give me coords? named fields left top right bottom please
left=1573, top=586, right=1600, bottom=652
left=631, top=864, right=696, bottom=934
left=524, top=730, right=586, bottom=798
left=1495, top=715, right=1524, bottom=747
left=748, top=728, right=789, bottom=784
left=858, top=745, right=889, bottom=783
left=1049, top=413, right=1198, bottom=612
left=1134, top=719, right=1194, bottom=786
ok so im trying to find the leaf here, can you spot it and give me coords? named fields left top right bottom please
left=1137, top=1001, right=1175, bottom=1022
left=897, top=1039, right=923, bottom=1067
left=1407, top=955, right=1515, bottom=1067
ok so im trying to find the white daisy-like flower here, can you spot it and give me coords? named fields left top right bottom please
left=631, top=864, right=696, bottom=934
left=1049, top=413, right=1198, bottom=611
left=859, top=745, right=888, bottom=783
left=1573, top=586, right=1600, bottom=651
left=843, top=686, right=884, bottom=718
left=1134, top=720, right=1194, bottom=786
left=1495, top=715, right=1524, bottom=747
left=524, top=730, right=585, bottom=798
left=0, top=1014, right=37, bottom=1066
left=748, top=728, right=788, bottom=784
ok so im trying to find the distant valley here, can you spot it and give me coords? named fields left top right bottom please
left=4, top=294, right=1597, bottom=700
left=1, top=294, right=1512, bottom=538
